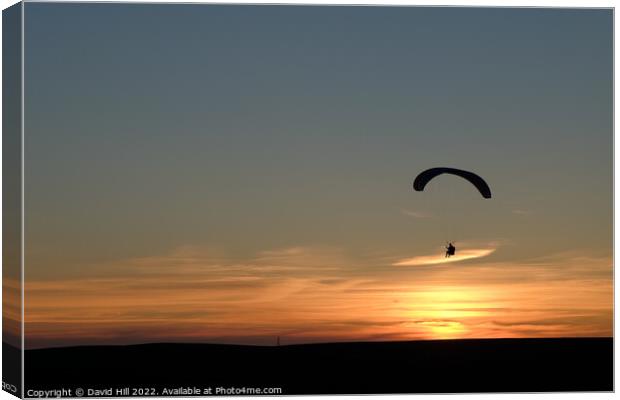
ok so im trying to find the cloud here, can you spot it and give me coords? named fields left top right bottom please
left=392, top=248, right=496, bottom=267
left=401, top=209, right=432, bottom=219
left=23, top=244, right=612, bottom=348
left=491, top=314, right=610, bottom=328
left=512, top=209, right=531, bottom=215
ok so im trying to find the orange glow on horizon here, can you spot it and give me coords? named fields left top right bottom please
left=22, top=246, right=613, bottom=349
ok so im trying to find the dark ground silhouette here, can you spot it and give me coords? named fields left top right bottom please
left=12, top=337, right=613, bottom=396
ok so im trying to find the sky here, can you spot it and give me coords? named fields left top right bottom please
left=17, top=4, right=612, bottom=348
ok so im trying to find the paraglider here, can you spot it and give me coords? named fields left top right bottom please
left=413, top=167, right=491, bottom=257
left=413, top=167, right=492, bottom=199
left=445, top=242, right=456, bottom=258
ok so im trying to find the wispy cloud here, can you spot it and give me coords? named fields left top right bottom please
left=401, top=209, right=433, bottom=219
left=23, top=245, right=612, bottom=348
left=512, top=209, right=531, bottom=215
left=392, top=248, right=496, bottom=267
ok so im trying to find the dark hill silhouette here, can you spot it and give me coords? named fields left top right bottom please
left=19, top=337, right=612, bottom=395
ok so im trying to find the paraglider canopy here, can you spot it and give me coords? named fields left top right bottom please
left=413, top=167, right=491, bottom=199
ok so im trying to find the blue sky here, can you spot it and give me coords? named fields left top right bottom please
left=19, top=4, right=612, bottom=346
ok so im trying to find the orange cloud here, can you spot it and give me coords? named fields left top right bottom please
left=22, top=246, right=612, bottom=349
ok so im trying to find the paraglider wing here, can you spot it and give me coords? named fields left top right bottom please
left=413, top=167, right=492, bottom=199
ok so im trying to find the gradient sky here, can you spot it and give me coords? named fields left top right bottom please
left=19, top=4, right=612, bottom=348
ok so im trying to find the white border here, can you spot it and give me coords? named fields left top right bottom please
left=0, top=2, right=615, bottom=400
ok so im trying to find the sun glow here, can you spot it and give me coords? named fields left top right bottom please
left=419, top=321, right=467, bottom=339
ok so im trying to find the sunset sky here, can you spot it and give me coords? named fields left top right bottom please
left=18, top=4, right=612, bottom=349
